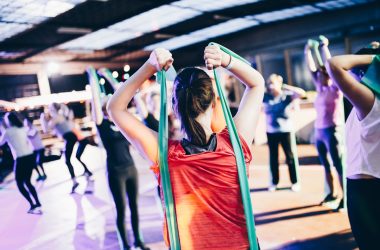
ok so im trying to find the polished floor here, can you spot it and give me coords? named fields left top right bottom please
left=0, top=144, right=357, bottom=250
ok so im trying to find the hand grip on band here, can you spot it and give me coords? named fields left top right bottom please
left=209, top=42, right=259, bottom=250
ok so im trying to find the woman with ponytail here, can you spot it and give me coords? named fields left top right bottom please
left=107, top=45, right=264, bottom=249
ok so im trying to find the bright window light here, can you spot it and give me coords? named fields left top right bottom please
left=59, top=4, right=200, bottom=50
left=0, top=23, right=32, bottom=42
left=0, top=0, right=87, bottom=42
left=145, top=18, right=258, bottom=51
left=0, top=51, right=26, bottom=59
left=46, top=62, right=60, bottom=75
left=145, top=34, right=204, bottom=51
left=191, top=18, right=259, bottom=38
left=247, top=5, right=321, bottom=23
left=171, top=0, right=260, bottom=12
left=110, top=5, right=200, bottom=33
left=59, top=29, right=138, bottom=50
left=315, top=0, right=369, bottom=10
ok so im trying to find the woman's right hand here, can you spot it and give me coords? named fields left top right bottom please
left=148, top=48, right=174, bottom=72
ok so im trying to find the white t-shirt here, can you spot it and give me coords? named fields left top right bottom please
left=346, top=97, right=380, bottom=179
left=0, top=127, right=34, bottom=159
left=27, top=127, right=44, bottom=150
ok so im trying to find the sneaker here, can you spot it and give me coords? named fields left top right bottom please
left=320, top=193, right=338, bottom=205
left=86, top=175, right=95, bottom=182
left=36, top=175, right=44, bottom=182
left=83, top=171, right=93, bottom=177
left=268, top=184, right=278, bottom=192
left=291, top=183, right=301, bottom=192
left=335, top=199, right=345, bottom=212
left=28, top=205, right=42, bottom=215
left=71, top=182, right=79, bottom=194
left=134, top=242, right=151, bottom=250
left=42, top=175, right=47, bottom=181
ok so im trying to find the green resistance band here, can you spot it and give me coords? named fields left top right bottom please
left=86, top=67, right=104, bottom=100
left=97, top=68, right=120, bottom=91
left=309, top=39, right=324, bottom=68
left=361, top=55, right=380, bottom=96
left=209, top=42, right=259, bottom=250
left=157, top=44, right=259, bottom=249
left=157, top=70, right=181, bottom=249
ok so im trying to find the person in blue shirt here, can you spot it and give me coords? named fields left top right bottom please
left=263, top=74, right=305, bottom=192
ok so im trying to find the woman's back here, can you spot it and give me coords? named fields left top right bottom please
left=52, top=115, right=72, bottom=136
left=3, top=127, right=33, bottom=159
left=314, top=87, right=343, bottom=129
left=153, top=128, right=252, bottom=249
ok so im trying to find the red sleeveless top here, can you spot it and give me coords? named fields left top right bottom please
left=151, top=128, right=252, bottom=250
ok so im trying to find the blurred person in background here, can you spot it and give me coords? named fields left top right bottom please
left=263, top=73, right=306, bottom=192
left=24, top=117, right=47, bottom=181
left=41, top=103, right=92, bottom=193
left=305, top=36, right=345, bottom=210
left=89, top=78, right=150, bottom=250
left=0, top=112, right=42, bottom=213
left=327, top=42, right=380, bottom=250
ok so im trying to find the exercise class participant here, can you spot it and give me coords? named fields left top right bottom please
left=263, top=73, right=306, bottom=192
left=305, top=36, right=345, bottom=209
left=24, top=118, right=47, bottom=181
left=89, top=87, right=150, bottom=249
left=60, top=103, right=95, bottom=179
left=0, top=112, right=42, bottom=213
left=327, top=43, right=380, bottom=250
left=107, top=44, right=264, bottom=249
left=41, top=103, right=91, bottom=193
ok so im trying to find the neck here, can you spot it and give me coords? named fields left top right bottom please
left=153, top=110, right=160, bottom=120
left=184, top=109, right=214, bottom=143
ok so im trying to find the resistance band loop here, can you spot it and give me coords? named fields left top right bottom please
left=97, top=68, right=120, bottom=91
left=361, top=55, right=380, bottom=96
left=157, top=43, right=260, bottom=249
left=157, top=70, right=181, bottom=249
left=86, top=67, right=104, bottom=99
left=209, top=42, right=259, bottom=250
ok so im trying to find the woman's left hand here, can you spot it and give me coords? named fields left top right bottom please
left=204, top=44, right=230, bottom=70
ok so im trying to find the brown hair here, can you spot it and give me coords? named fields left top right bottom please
left=172, top=67, right=215, bottom=145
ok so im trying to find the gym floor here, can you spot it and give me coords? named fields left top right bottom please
left=0, top=144, right=357, bottom=250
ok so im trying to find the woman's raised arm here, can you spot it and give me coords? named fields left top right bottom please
left=204, top=44, right=265, bottom=144
left=327, top=55, right=375, bottom=120
left=107, top=49, right=173, bottom=164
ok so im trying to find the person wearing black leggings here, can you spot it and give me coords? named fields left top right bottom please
left=327, top=43, right=380, bottom=250
left=305, top=36, right=345, bottom=209
left=24, top=118, right=47, bottom=181
left=89, top=75, right=149, bottom=250
left=263, top=74, right=306, bottom=192
left=0, top=112, right=42, bottom=213
left=41, top=103, right=93, bottom=193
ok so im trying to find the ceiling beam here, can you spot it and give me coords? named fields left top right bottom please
left=167, top=2, right=380, bottom=69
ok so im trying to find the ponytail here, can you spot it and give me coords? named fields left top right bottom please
left=172, top=68, right=215, bottom=145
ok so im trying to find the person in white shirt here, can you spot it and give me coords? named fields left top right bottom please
left=24, top=118, right=47, bottom=181
left=0, top=112, right=42, bottom=214
left=327, top=43, right=380, bottom=250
